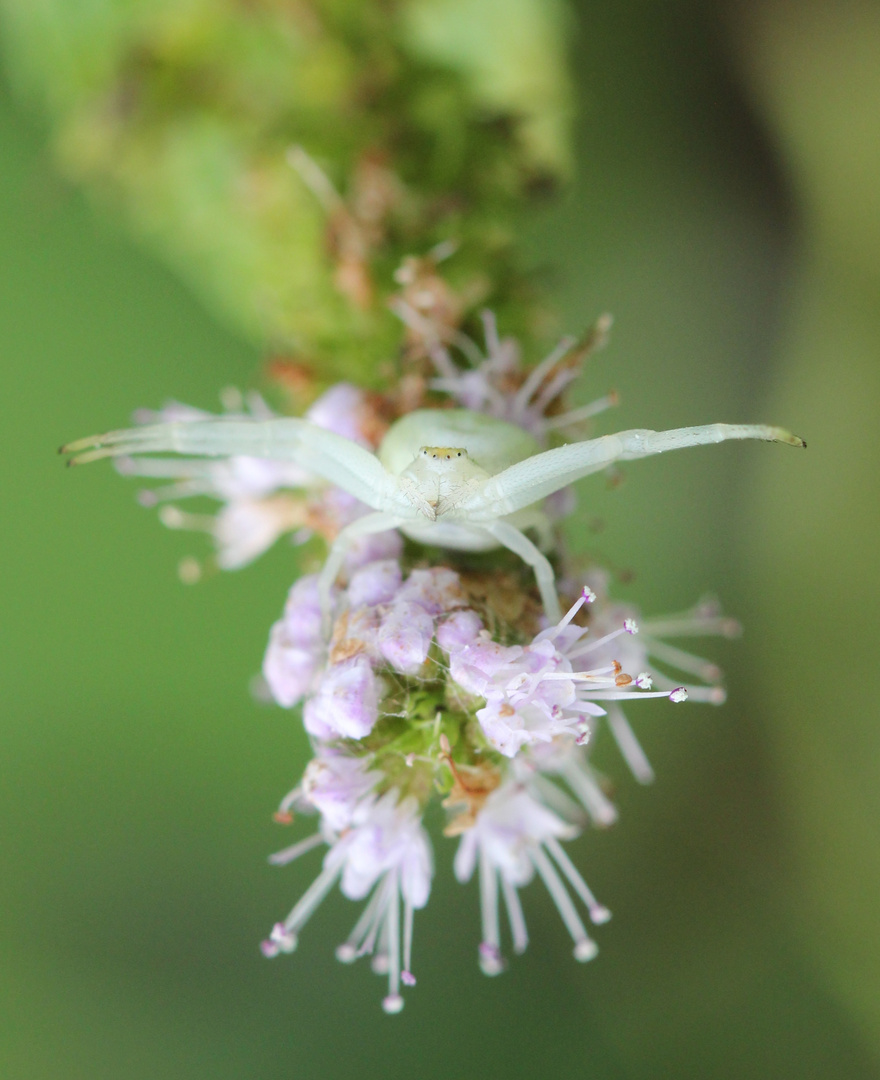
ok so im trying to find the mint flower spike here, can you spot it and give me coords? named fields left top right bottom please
left=263, top=787, right=433, bottom=1014
left=59, top=299, right=802, bottom=1005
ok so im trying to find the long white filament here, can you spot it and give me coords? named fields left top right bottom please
left=607, top=706, right=655, bottom=784
left=499, top=874, right=529, bottom=955
left=530, top=846, right=597, bottom=962
left=478, top=850, right=504, bottom=975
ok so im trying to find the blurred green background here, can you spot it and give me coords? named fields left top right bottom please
left=2, top=1, right=879, bottom=1078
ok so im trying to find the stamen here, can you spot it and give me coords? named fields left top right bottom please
left=286, top=145, right=345, bottom=213
left=277, top=786, right=303, bottom=817
left=565, top=625, right=629, bottom=660
left=513, top=335, right=578, bottom=414
left=542, top=588, right=592, bottom=640
left=430, top=374, right=509, bottom=413
left=341, top=874, right=390, bottom=963
left=541, top=391, right=619, bottom=432
left=178, top=557, right=202, bottom=585
left=648, top=672, right=720, bottom=703
left=401, top=898, right=416, bottom=987
left=533, top=362, right=583, bottom=412
left=371, top=952, right=390, bottom=975
left=358, top=876, right=395, bottom=961
left=560, top=760, right=618, bottom=827
left=530, top=846, right=598, bottom=962
left=532, top=366, right=580, bottom=414
left=140, top=480, right=211, bottom=503
left=479, top=851, right=504, bottom=975
left=500, top=874, right=529, bottom=955
left=427, top=342, right=459, bottom=379
left=545, top=836, right=611, bottom=925
left=539, top=669, right=618, bottom=683
left=644, top=638, right=722, bottom=682
left=390, top=297, right=484, bottom=364
left=279, top=863, right=341, bottom=937
left=382, top=869, right=403, bottom=1012
left=267, top=831, right=324, bottom=866
left=531, top=774, right=588, bottom=825
left=260, top=921, right=297, bottom=957
left=607, top=707, right=655, bottom=784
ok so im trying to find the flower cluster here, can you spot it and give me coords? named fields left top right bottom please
left=82, top=309, right=747, bottom=1011
left=254, top=548, right=731, bottom=1009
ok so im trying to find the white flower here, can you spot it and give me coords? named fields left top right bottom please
left=447, top=588, right=688, bottom=757
left=303, top=656, right=381, bottom=740
left=300, top=750, right=381, bottom=832
left=416, top=309, right=618, bottom=443
left=119, top=384, right=389, bottom=568
left=454, top=780, right=610, bottom=973
left=263, top=790, right=433, bottom=1013
left=578, top=572, right=738, bottom=783
left=262, top=575, right=325, bottom=708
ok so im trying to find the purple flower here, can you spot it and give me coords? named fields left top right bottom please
left=436, top=609, right=484, bottom=653
left=303, top=656, right=382, bottom=739
left=300, top=750, right=381, bottom=832
left=264, top=790, right=433, bottom=1013
left=347, top=559, right=402, bottom=607
left=378, top=601, right=435, bottom=674
left=262, top=576, right=325, bottom=707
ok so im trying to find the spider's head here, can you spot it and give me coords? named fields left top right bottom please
left=398, top=446, right=491, bottom=517
left=417, top=446, right=469, bottom=469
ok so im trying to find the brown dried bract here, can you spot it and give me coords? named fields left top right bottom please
left=441, top=758, right=502, bottom=837
left=329, top=609, right=375, bottom=664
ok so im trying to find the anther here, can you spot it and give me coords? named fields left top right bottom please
left=573, top=938, right=599, bottom=963
left=479, top=942, right=505, bottom=977
left=335, top=943, right=357, bottom=964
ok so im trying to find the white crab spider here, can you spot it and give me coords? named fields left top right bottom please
left=63, top=408, right=804, bottom=625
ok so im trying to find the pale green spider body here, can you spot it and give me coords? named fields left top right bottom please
left=64, top=406, right=804, bottom=624
left=379, top=409, right=548, bottom=554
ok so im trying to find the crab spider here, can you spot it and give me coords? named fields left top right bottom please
left=63, top=408, right=804, bottom=625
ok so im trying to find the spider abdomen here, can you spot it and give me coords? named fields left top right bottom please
left=379, top=409, right=539, bottom=477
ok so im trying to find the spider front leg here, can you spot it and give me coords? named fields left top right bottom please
left=62, top=418, right=408, bottom=515
left=317, top=512, right=404, bottom=634
left=483, top=520, right=561, bottom=623
left=462, top=422, right=806, bottom=521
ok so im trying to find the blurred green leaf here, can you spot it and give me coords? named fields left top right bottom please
left=733, top=0, right=880, bottom=1056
